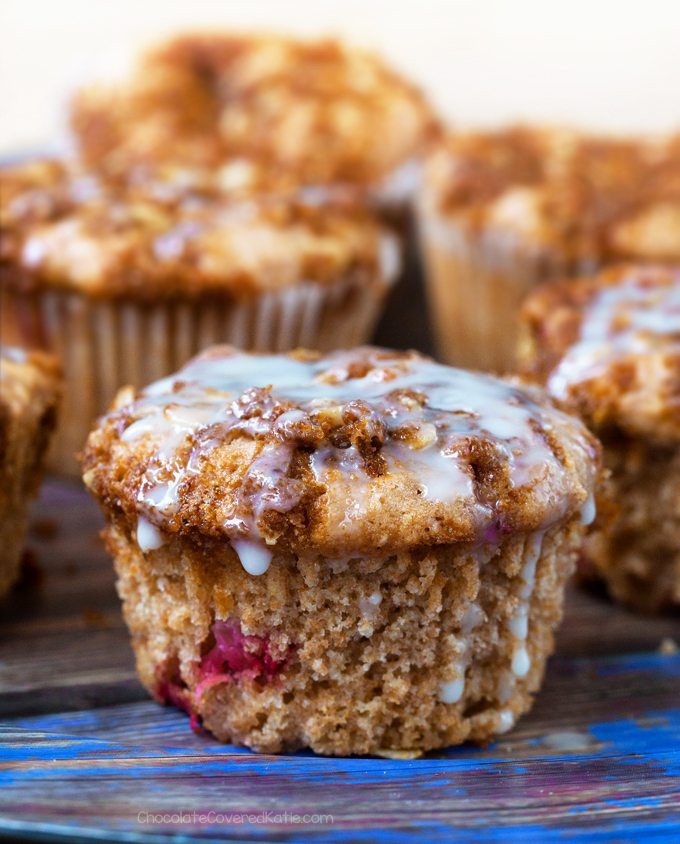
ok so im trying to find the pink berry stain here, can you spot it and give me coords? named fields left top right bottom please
left=155, top=619, right=293, bottom=731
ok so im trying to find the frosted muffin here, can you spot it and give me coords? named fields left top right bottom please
left=520, top=264, right=680, bottom=613
left=418, top=127, right=680, bottom=371
left=71, top=33, right=440, bottom=216
left=0, top=347, right=60, bottom=597
left=0, top=159, right=399, bottom=475
left=82, top=345, right=599, bottom=755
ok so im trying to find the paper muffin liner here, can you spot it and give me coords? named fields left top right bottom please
left=2, top=272, right=395, bottom=476
left=418, top=211, right=576, bottom=373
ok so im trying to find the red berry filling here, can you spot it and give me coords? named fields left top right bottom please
left=195, top=619, right=292, bottom=701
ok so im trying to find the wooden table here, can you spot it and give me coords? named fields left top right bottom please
left=1, top=477, right=679, bottom=842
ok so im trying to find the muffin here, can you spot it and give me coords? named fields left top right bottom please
left=418, top=127, right=680, bottom=371
left=70, top=33, right=441, bottom=217
left=81, top=345, right=599, bottom=755
left=0, top=347, right=60, bottom=597
left=520, top=264, right=680, bottom=613
left=0, top=159, right=400, bottom=475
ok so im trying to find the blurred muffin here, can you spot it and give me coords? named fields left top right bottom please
left=0, top=159, right=400, bottom=475
left=418, top=127, right=680, bottom=371
left=0, top=347, right=60, bottom=597
left=82, top=345, right=599, bottom=755
left=520, top=264, right=680, bottom=613
left=71, top=33, right=441, bottom=216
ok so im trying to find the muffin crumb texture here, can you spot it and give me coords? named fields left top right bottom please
left=0, top=347, right=60, bottom=596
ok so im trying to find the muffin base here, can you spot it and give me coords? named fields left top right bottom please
left=583, top=435, right=680, bottom=614
left=2, top=274, right=391, bottom=476
left=418, top=213, right=568, bottom=373
left=0, top=357, right=59, bottom=597
left=106, top=517, right=583, bottom=755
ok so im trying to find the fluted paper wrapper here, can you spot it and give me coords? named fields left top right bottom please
left=418, top=211, right=575, bottom=373
left=3, top=273, right=394, bottom=476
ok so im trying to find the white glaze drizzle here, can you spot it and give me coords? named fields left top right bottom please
left=548, top=272, right=680, bottom=400
left=507, top=530, right=544, bottom=680
left=439, top=599, right=485, bottom=704
left=113, top=348, right=591, bottom=575
left=136, top=516, right=165, bottom=552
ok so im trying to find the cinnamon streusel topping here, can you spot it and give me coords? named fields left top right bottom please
left=423, top=127, right=680, bottom=262
left=71, top=33, right=440, bottom=188
left=82, top=346, right=599, bottom=572
left=0, top=160, right=399, bottom=299
left=521, top=265, right=680, bottom=443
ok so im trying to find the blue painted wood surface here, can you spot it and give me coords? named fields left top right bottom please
left=0, top=480, right=679, bottom=842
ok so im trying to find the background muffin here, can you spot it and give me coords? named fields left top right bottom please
left=82, top=345, right=599, bottom=755
left=0, top=347, right=60, bottom=597
left=70, top=33, right=441, bottom=216
left=1, top=159, right=400, bottom=475
left=418, top=127, right=680, bottom=371
left=520, top=264, right=680, bottom=613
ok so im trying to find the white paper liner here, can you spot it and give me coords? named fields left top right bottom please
left=3, top=269, right=396, bottom=476
left=418, top=209, right=585, bottom=373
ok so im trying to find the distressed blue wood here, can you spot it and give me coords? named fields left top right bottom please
left=0, top=481, right=679, bottom=842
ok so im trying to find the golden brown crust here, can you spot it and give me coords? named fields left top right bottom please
left=520, top=264, right=680, bottom=444
left=0, top=159, right=399, bottom=299
left=422, top=127, right=680, bottom=262
left=82, top=346, right=600, bottom=561
left=70, top=33, right=440, bottom=189
left=0, top=346, right=61, bottom=595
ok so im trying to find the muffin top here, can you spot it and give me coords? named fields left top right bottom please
left=70, top=33, right=440, bottom=191
left=0, top=159, right=399, bottom=299
left=421, top=127, right=680, bottom=263
left=520, top=265, right=680, bottom=444
left=82, top=346, right=599, bottom=570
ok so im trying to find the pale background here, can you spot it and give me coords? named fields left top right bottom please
left=1, top=0, right=679, bottom=153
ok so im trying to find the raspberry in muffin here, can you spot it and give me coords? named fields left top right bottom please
left=82, top=345, right=599, bottom=755
left=520, top=264, right=680, bottom=613
left=70, top=33, right=440, bottom=215
left=1, top=159, right=399, bottom=475
left=417, top=127, right=680, bottom=371
left=0, top=347, right=60, bottom=597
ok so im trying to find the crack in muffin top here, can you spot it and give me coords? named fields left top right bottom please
left=0, top=160, right=399, bottom=299
left=421, top=127, right=680, bottom=262
left=521, top=265, right=680, bottom=443
left=82, top=346, right=599, bottom=563
left=70, top=33, right=440, bottom=188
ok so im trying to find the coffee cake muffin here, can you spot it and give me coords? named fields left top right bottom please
left=71, top=33, right=440, bottom=215
left=0, top=347, right=60, bottom=597
left=82, top=345, right=599, bottom=755
left=418, top=127, right=680, bottom=371
left=520, top=264, right=680, bottom=613
left=1, top=159, right=399, bottom=475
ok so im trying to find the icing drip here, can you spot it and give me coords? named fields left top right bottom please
left=136, top=516, right=164, bottom=552
left=113, top=347, right=590, bottom=575
left=548, top=273, right=680, bottom=399
left=496, top=709, right=516, bottom=734
left=507, top=531, right=544, bottom=680
left=231, top=539, right=273, bottom=576
left=439, top=600, right=485, bottom=704
left=579, top=492, right=596, bottom=526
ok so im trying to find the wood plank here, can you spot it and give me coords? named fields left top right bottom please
left=1, top=479, right=679, bottom=842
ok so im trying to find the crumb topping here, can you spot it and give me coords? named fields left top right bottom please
left=422, top=127, right=680, bottom=261
left=70, top=33, right=440, bottom=188
left=0, top=159, right=399, bottom=298
left=521, top=265, right=680, bottom=443
left=82, top=346, right=599, bottom=566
